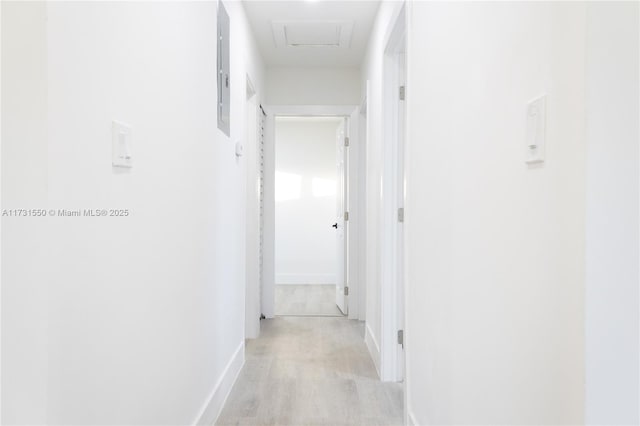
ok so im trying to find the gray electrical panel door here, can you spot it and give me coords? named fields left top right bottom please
left=217, top=2, right=230, bottom=136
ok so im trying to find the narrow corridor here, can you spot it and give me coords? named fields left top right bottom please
left=2, top=1, right=638, bottom=425
left=217, top=317, right=403, bottom=426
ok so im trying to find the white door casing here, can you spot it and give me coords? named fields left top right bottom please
left=395, top=50, right=406, bottom=382
left=261, top=105, right=358, bottom=319
left=380, top=3, right=407, bottom=383
left=335, top=117, right=348, bottom=315
left=245, top=78, right=261, bottom=339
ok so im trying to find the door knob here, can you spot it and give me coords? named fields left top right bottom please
left=332, top=223, right=338, bottom=229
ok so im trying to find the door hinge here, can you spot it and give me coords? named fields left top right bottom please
left=344, top=286, right=349, bottom=296
left=397, top=329, right=404, bottom=347
left=398, top=207, right=405, bottom=223
left=344, top=211, right=349, bottom=221
left=399, top=86, right=406, bottom=101
left=344, top=137, right=350, bottom=147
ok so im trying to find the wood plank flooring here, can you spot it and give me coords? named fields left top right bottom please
left=216, top=317, right=403, bottom=426
left=275, top=285, right=344, bottom=317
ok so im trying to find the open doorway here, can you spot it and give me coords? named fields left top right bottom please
left=261, top=105, right=362, bottom=321
left=273, top=116, right=346, bottom=317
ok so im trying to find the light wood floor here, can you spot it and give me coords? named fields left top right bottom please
left=275, top=284, right=344, bottom=316
left=216, top=317, right=403, bottom=426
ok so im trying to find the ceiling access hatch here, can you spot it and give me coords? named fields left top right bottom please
left=271, top=21, right=354, bottom=48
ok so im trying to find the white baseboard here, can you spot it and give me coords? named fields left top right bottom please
left=408, top=410, right=418, bottom=426
left=364, top=322, right=381, bottom=378
left=193, top=341, right=244, bottom=426
left=276, top=273, right=336, bottom=285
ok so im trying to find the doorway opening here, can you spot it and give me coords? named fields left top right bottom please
left=261, top=105, right=362, bottom=321
left=273, top=116, right=347, bottom=317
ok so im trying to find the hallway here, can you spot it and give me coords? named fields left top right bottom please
left=2, top=0, right=639, bottom=425
left=217, top=317, right=403, bottom=426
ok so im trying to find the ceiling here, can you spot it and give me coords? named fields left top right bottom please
left=242, top=1, right=380, bottom=68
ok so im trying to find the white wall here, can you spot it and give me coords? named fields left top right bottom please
left=266, top=67, right=361, bottom=106
left=1, top=1, right=264, bottom=424
left=275, top=118, right=338, bottom=285
left=0, top=2, right=3, bottom=421
left=585, top=3, right=639, bottom=424
left=360, top=0, right=405, bottom=376
left=404, top=2, right=587, bottom=424
left=1, top=2, right=49, bottom=423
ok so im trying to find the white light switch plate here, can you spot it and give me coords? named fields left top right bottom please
left=112, top=121, right=133, bottom=168
left=525, top=95, right=546, bottom=164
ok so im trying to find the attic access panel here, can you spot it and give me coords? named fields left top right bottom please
left=217, top=1, right=230, bottom=136
left=286, top=22, right=341, bottom=47
left=271, top=21, right=354, bottom=48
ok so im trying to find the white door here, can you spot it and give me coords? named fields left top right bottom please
left=335, top=118, right=348, bottom=315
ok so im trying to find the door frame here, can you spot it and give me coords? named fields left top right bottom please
left=335, top=116, right=349, bottom=315
left=358, top=82, right=370, bottom=323
left=244, top=75, right=261, bottom=339
left=380, top=4, right=407, bottom=383
left=262, top=105, right=362, bottom=320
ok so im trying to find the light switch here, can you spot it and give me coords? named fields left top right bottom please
left=525, top=95, right=546, bottom=164
left=112, top=121, right=132, bottom=168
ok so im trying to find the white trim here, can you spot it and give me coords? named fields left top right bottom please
left=380, top=3, right=407, bottom=383
left=365, top=322, right=381, bottom=378
left=263, top=104, right=361, bottom=320
left=0, top=1, right=3, bottom=420
left=358, top=82, right=370, bottom=323
left=408, top=410, right=418, bottom=426
left=262, top=106, right=276, bottom=318
left=192, top=341, right=244, bottom=426
left=245, top=75, right=261, bottom=340
left=347, top=107, right=360, bottom=320
left=403, top=3, right=414, bottom=426
left=276, top=274, right=336, bottom=285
